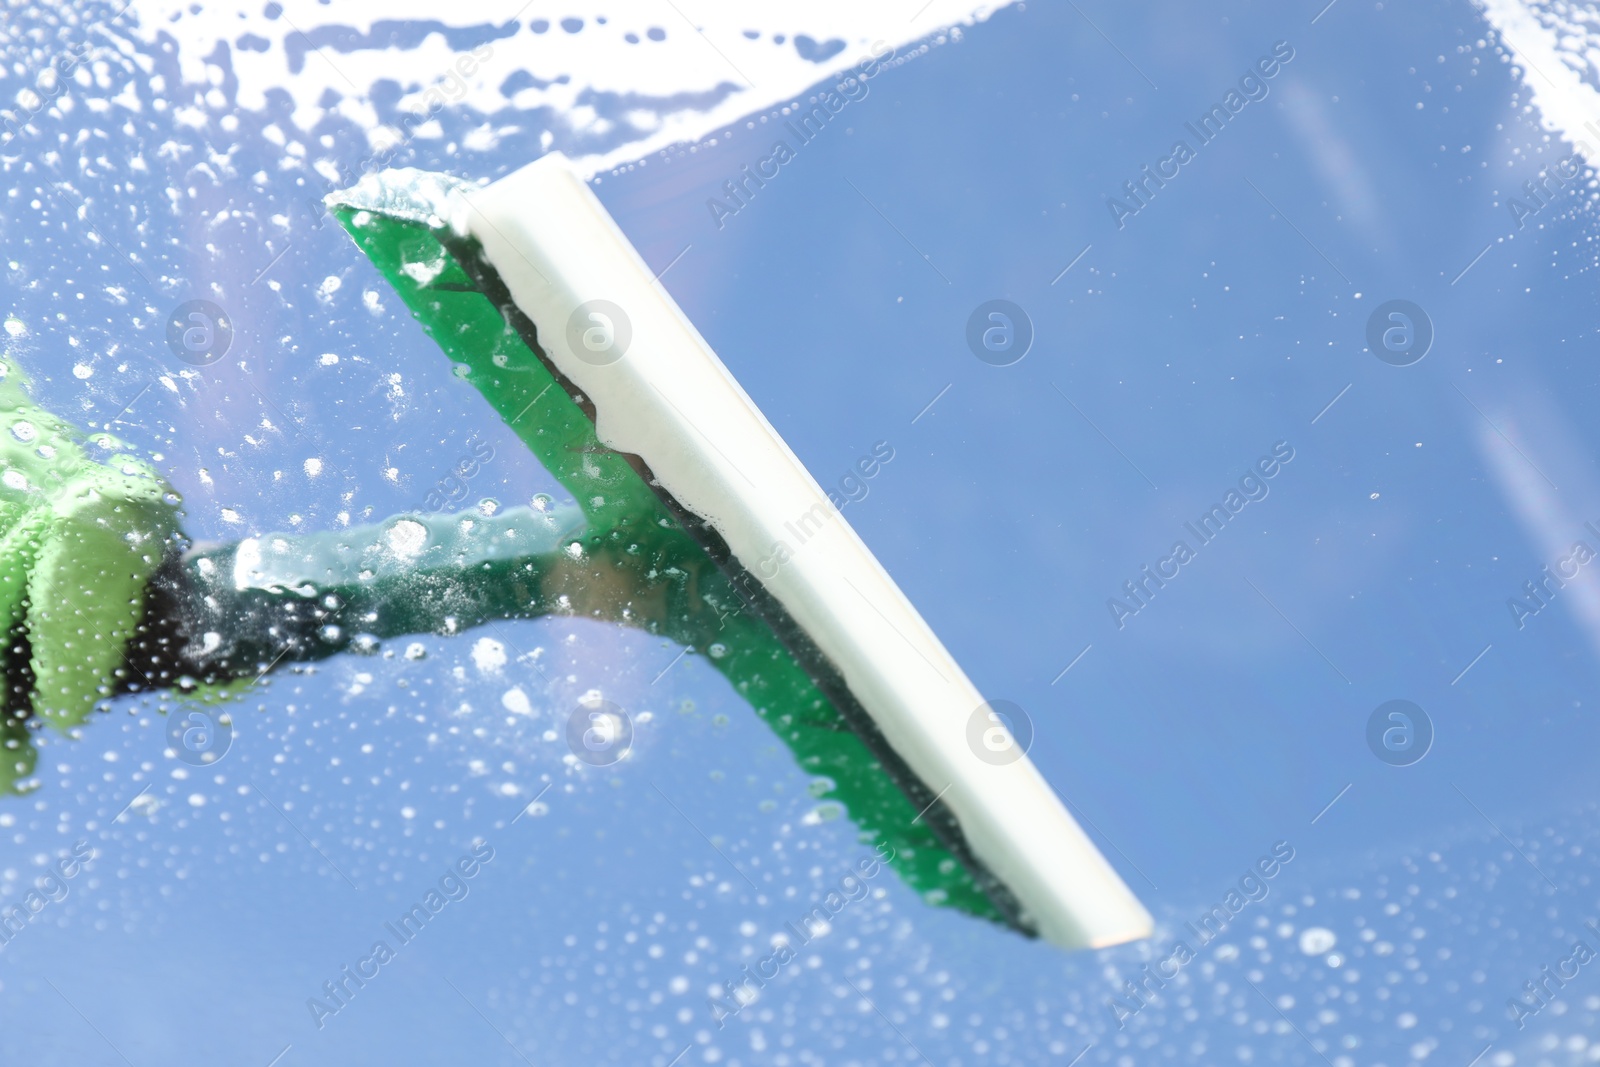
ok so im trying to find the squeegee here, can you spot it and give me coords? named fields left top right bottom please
left=325, top=154, right=1152, bottom=950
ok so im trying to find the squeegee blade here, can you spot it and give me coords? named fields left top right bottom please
left=462, top=154, right=1152, bottom=951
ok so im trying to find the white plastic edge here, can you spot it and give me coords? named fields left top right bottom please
left=463, top=152, right=1154, bottom=950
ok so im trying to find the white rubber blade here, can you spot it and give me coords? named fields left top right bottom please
left=462, top=152, right=1153, bottom=951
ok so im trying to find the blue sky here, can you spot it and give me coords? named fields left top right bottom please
left=4, top=0, right=1600, bottom=1063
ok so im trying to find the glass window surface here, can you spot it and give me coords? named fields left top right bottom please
left=0, top=1, right=1594, bottom=1064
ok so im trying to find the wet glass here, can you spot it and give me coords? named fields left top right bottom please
left=0, top=1, right=1595, bottom=1065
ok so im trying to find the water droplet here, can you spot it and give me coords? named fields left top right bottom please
left=1299, top=927, right=1338, bottom=955
left=385, top=518, right=427, bottom=558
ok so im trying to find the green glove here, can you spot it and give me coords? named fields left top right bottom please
left=0, top=360, right=180, bottom=734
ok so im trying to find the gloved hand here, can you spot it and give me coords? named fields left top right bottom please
left=0, top=361, right=180, bottom=735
